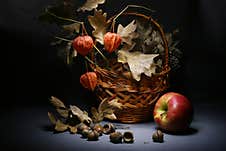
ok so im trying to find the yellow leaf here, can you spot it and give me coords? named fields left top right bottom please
left=88, top=9, right=109, bottom=44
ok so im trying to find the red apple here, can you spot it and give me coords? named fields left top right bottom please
left=153, top=92, right=193, bottom=132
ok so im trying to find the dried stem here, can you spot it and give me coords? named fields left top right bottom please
left=45, top=8, right=89, bottom=35
left=55, top=36, right=72, bottom=42
left=93, top=45, right=108, bottom=63
left=85, top=56, right=98, bottom=67
left=111, top=5, right=154, bottom=32
left=45, top=8, right=83, bottom=24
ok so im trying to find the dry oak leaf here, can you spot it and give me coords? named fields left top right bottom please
left=77, top=0, right=105, bottom=12
left=117, top=20, right=139, bottom=51
left=118, top=50, right=159, bottom=81
left=49, top=96, right=69, bottom=118
left=88, top=9, right=109, bottom=44
left=70, top=105, right=92, bottom=124
left=91, top=98, right=122, bottom=123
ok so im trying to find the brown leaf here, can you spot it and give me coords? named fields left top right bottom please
left=47, top=112, right=57, bottom=125
left=88, top=9, right=109, bottom=44
left=62, top=23, right=80, bottom=34
left=91, top=98, right=122, bottom=122
left=56, top=108, right=69, bottom=118
left=77, top=0, right=105, bottom=12
left=70, top=105, right=92, bottom=124
left=104, top=113, right=117, bottom=120
left=91, top=107, right=104, bottom=123
left=50, top=96, right=66, bottom=109
left=108, top=99, right=123, bottom=109
left=68, top=126, right=77, bottom=134
left=55, top=120, right=68, bottom=132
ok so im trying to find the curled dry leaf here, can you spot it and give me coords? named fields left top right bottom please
left=50, top=96, right=66, bottom=109
left=70, top=105, right=92, bottom=124
left=88, top=9, right=109, bottom=44
left=55, top=120, right=68, bottom=132
left=68, top=126, right=77, bottom=134
left=117, top=20, right=139, bottom=51
left=118, top=50, right=159, bottom=81
left=56, top=108, right=69, bottom=118
left=77, top=0, right=105, bottom=12
left=49, top=96, right=69, bottom=118
left=91, top=98, right=122, bottom=123
left=48, top=112, right=57, bottom=125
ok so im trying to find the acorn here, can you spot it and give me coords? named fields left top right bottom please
left=103, top=123, right=115, bottom=134
left=110, top=132, right=123, bottom=144
left=123, top=131, right=134, bottom=143
left=152, top=130, right=164, bottom=143
left=93, top=123, right=103, bottom=136
left=81, top=128, right=92, bottom=138
left=77, top=123, right=90, bottom=134
left=87, top=130, right=99, bottom=141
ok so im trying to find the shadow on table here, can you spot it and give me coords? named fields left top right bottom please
left=157, top=127, right=198, bottom=136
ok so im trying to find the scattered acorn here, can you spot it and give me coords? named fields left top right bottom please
left=152, top=130, right=164, bottom=143
left=93, top=123, right=103, bottom=136
left=103, top=123, right=115, bottom=134
left=81, top=128, right=92, bottom=138
left=87, top=130, right=99, bottom=141
left=77, top=123, right=90, bottom=134
left=123, top=131, right=134, bottom=143
left=110, top=132, right=123, bottom=144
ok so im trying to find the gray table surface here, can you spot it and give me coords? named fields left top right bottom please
left=2, top=102, right=226, bottom=151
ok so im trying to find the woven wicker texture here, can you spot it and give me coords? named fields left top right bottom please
left=93, top=13, right=170, bottom=123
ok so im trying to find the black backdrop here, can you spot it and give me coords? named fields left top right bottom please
left=2, top=0, right=226, bottom=107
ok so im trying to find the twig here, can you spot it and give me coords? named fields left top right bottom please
left=45, top=8, right=88, bottom=35
left=111, top=5, right=154, bottom=32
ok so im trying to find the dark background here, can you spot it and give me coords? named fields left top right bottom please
left=2, top=0, right=226, bottom=151
left=2, top=0, right=225, bottom=107
left=1, top=0, right=225, bottom=113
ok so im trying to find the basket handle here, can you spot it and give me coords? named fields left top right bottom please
left=107, top=12, right=169, bottom=70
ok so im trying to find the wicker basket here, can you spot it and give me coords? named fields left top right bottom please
left=93, top=13, right=170, bottom=123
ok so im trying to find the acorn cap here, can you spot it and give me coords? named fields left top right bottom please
left=87, top=130, right=99, bottom=141
left=123, top=131, right=134, bottom=143
left=103, top=123, right=115, bottom=134
left=110, top=132, right=123, bottom=144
